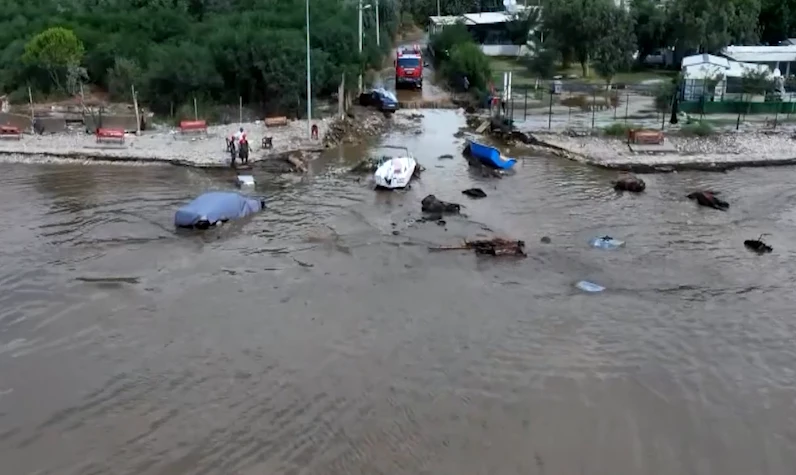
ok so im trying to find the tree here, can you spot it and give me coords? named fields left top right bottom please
left=592, top=5, right=636, bottom=85
left=22, top=27, right=86, bottom=93
left=441, top=42, right=492, bottom=91
left=630, top=0, right=669, bottom=63
left=505, top=7, right=541, bottom=46
left=758, top=0, right=796, bottom=45
left=666, top=0, right=761, bottom=55
left=542, top=0, right=617, bottom=77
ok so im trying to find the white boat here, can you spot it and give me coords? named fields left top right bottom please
left=373, top=145, right=417, bottom=189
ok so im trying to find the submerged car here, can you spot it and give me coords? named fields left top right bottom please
left=359, top=87, right=398, bottom=113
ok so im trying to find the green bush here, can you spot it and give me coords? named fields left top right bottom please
left=680, top=121, right=715, bottom=137
left=602, top=122, right=634, bottom=137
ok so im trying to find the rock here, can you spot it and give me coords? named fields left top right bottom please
left=613, top=174, right=646, bottom=192
left=462, top=188, right=487, bottom=198
left=540, top=236, right=551, bottom=244
left=421, top=194, right=461, bottom=214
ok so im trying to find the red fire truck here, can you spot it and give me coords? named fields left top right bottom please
left=395, top=45, right=423, bottom=90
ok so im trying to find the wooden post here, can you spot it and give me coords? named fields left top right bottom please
left=27, top=86, right=34, bottom=134
left=131, top=85, right=141, bottom=135
left=239, top=96, right=243, bottom=124
left=193, top=96, right=198, bottom=120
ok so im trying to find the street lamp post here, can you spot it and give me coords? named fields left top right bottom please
left=358, top=0, right=363, bottom=93
left=375, top=0, right=380, bottom=47
left=305, top=0, right=312, bottom=138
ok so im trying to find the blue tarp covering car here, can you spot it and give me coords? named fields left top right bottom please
left=174, top=191, right=265, bottom=229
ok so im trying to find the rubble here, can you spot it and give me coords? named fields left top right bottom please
left=323, top=107, right=389, bottom=147
left=430, top=238, right=527, bottom=257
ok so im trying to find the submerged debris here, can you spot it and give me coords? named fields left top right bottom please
left=744, top=234, right=773, bottom=254
left=613, top=174, right=646, bottom=192
left=687, top=191, right=729, bottom=210
left=462, top=188, right=487, bottom=198
left=421, top=194, right=461, bottom=214
left=430, top=238, right=526, bottom=257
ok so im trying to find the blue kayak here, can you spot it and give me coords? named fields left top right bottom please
left=175, top=191, right=265, bottom=229
left=466, top=140, right=517, bottom=169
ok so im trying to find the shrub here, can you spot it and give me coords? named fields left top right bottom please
left=680, top=121, right=715, bottom=137
left=602, top=122, right=634, bottom=137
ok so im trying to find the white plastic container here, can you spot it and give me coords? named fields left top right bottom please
left=236, top=175, right=255, bottom=188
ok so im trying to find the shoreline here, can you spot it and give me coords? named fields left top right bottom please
left=530, top=131, right=796, bottom=173
left=0, top=106, right=401, bottom=168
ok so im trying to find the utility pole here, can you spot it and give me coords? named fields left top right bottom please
left=306, top=0, right=312, bottom=138
left=375, top=0, right=380, bottom=47
left=358, top=0, right=363, bottom=93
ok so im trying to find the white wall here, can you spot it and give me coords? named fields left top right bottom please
left=480, top=44, right=529, bottom=57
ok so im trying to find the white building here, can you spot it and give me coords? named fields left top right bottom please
left=428, top=5, right=538, bottom=57
left=681, top=53, right=782, bottom=101
left=722, top=45, right=796, bottom=77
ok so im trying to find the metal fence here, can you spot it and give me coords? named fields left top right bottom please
left=493, top=79, right=796, bottom=134
left=491, top=81, right=670, bottom=134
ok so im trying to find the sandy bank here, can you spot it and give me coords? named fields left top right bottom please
left=0, top=107, right=413, bottom=167
left=532, top=131, right=796, bottom=172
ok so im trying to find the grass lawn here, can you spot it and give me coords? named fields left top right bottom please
left=487, top=56, right=676, bottom=87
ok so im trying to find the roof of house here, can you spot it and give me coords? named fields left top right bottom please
left=428, top=15, right=462, bottom=26
left=722, top=45, right=796, bottom=63
left=461, top=12, right=512, bottom=25
left=683, top=53, right=778, bottom=79
left=682, top=53, right=729, bottom=69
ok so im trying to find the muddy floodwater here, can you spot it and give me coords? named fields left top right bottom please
left=1, top=110, right=796, bottom=474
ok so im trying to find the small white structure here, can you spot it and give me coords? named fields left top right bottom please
left=722, top=45, right=796, bottom=76
left=236, top=175, right=255, bottom=188
left=681, top=53, right=782, bottom=101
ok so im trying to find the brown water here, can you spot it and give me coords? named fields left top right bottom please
left=2, top=110, right=796, bottom=474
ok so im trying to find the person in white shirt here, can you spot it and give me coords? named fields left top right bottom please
left=233, top=127, right=246, bottom=145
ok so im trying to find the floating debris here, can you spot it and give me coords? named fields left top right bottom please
left=687, top=191, right=729, bottom=210
left=462, top=188, right=487, bottom=198
left=744, top=234, right=773, bottom=254
left=430, top=238, right=526, bottom=257
left=589, top=235, right=625, bottom=249
left=576, top=280, right=605, bottom=293
left=613, top=174, right=646, bottom=192
left=421, top=194, right=461, bottom=214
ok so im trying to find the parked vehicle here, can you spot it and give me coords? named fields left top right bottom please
left=395, top=45, right=423, bottom=90
left=359, top=87, right=398, bottom=113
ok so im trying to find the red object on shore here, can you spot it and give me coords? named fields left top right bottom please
left=96, top=128, right=125, bottom=144
left=179, top=120, right=207, bottom=133
left=0, top=125, right=22, bottom=140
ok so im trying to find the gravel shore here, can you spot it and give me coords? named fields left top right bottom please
left=0, top=108, right=414, bottom=167
left=533, top=131, right=796, bottom=172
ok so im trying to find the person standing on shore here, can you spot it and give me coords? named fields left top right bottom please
left=233, top=127, right=246, bottom=145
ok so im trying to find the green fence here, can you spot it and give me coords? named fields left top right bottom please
left=679, top=100, right=796, bottom=115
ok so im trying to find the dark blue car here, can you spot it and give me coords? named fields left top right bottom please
left=359, top=87, right=398, bottom=114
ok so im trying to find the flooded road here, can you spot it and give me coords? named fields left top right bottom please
left=2, top=110, right=796, bottom=474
